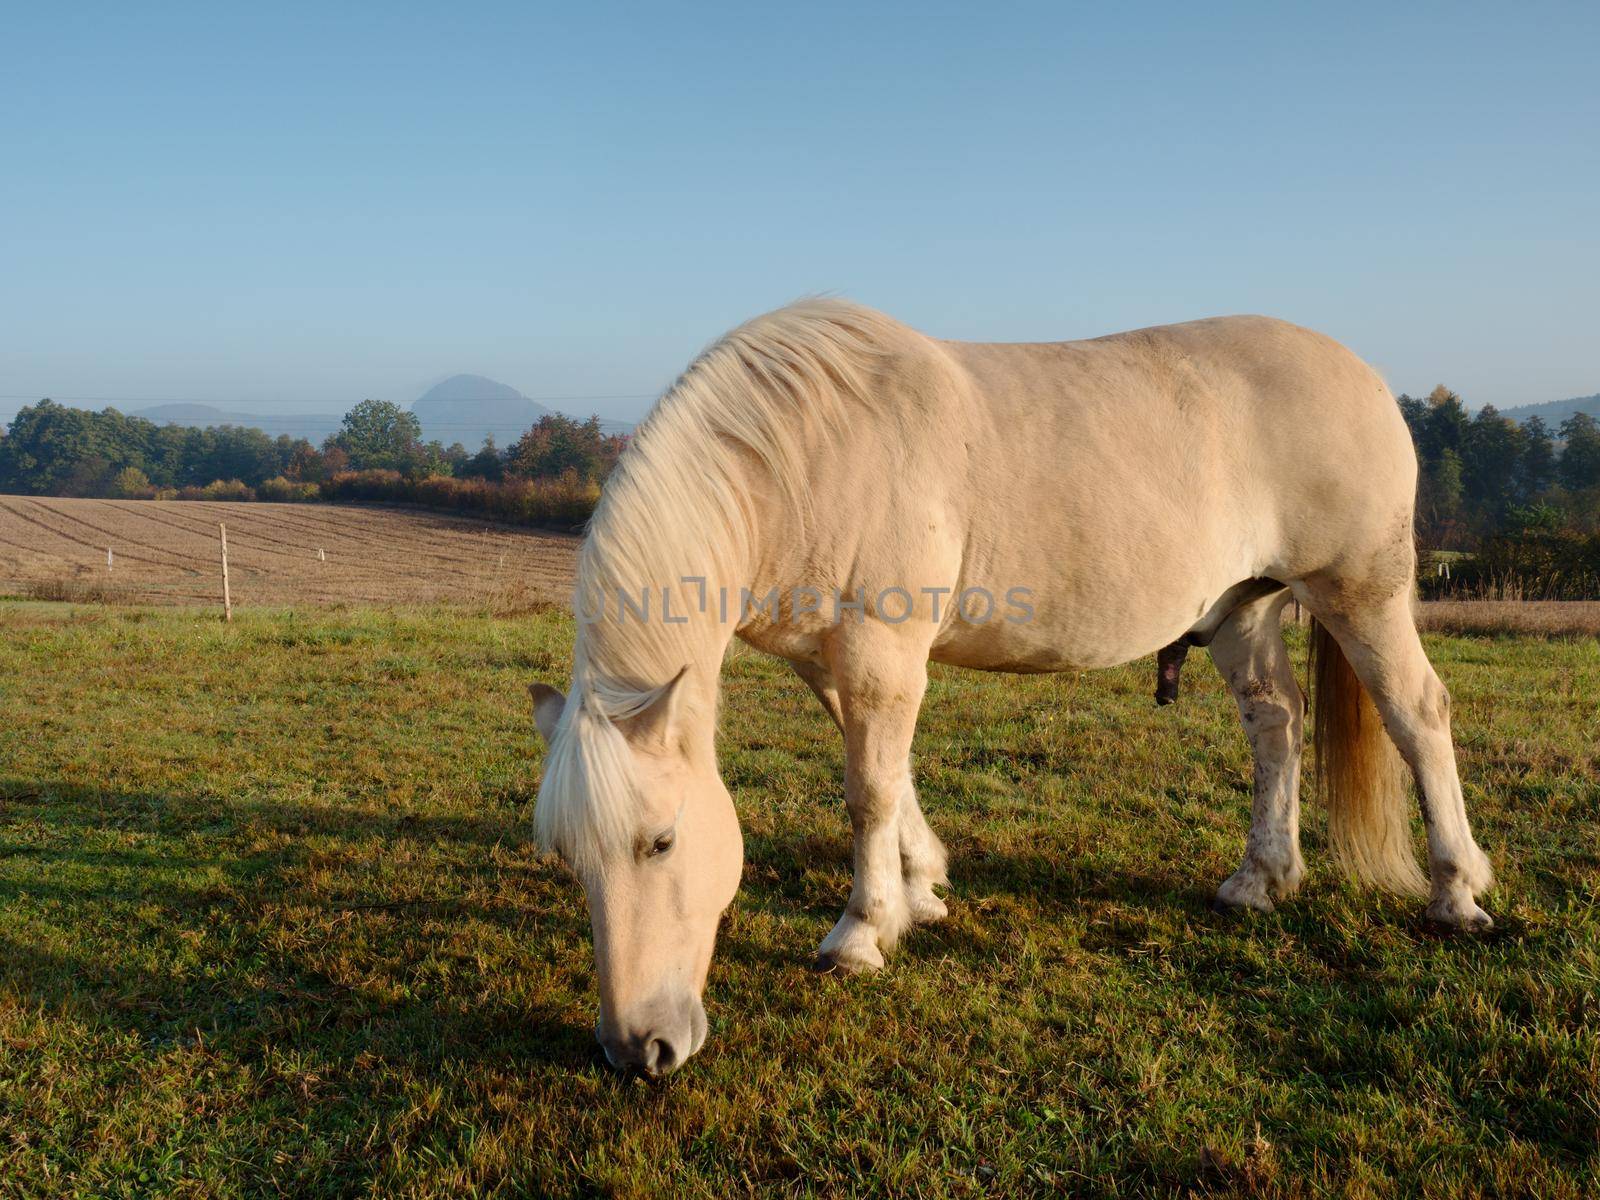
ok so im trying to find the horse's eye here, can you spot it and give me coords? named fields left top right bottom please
left=647, top=832, right=675, bottom=858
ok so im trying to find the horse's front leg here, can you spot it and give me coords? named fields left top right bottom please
left=896, top=780, right=948, bottom=923
left=813, top=636, right=930, bottom=973
left=788, top=657, right=948, bottom=932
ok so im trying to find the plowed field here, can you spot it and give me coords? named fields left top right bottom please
left=0, top=496, right=578, bottom=608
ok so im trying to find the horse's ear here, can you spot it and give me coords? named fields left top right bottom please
left=620, top=665, right=690, bottom=753
left=529, top=683, right=566, bottom=744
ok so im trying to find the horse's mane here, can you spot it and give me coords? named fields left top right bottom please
left=535, top=298, right=910, bottom=871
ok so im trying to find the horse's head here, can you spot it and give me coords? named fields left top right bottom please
left=531, top=670, right=741, bottom=1077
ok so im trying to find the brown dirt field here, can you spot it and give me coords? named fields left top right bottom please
left=0, top=496, right=578, bottom=609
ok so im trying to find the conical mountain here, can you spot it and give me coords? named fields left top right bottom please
left=411, top=374, right=556, bottom=447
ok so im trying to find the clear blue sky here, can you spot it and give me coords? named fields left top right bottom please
left=2, top=1, right=1596, bottom=426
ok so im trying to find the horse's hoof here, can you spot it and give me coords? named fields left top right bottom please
left=907, top=889, right=948, bottom=925
left=813, top=947, right=882, bottom=975
left=1425, top=899, right=1494, bottom=933
left=1212, top=896, right=1263, bottom=917
left=816, top=913, right=890, bottom=973
left=1212, top=879, right=1275, bottom=915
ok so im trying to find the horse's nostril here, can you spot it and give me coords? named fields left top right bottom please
left=598, top=1014, right=697, bottom=1076
left=647, top=1037, right=678, bottom=1075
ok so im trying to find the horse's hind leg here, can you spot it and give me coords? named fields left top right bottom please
left=1208, top=589, right=1307, bottom=912
left=789, top=658, right=948, bottom=930
left=811, top=631, right=936, bottom=972
left=1302, top=587, right=1494, bottom=928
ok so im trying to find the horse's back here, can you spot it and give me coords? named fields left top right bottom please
left=917, top=316, right=1415, bottom=667
left=943, top=314, right=1405, bottom=463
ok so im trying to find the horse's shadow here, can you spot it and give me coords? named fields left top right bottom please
left=0, top=777, right=602, bottom=1077
left=0, top=777, right=1516, bottom=1087
left=722, top=818, right=1221, bottom=977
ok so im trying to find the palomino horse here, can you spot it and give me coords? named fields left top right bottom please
left=530, top=300, right=1493, bottom=1076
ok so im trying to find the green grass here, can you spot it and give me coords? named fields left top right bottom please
left=0, top=602, right=1596, bottom=1198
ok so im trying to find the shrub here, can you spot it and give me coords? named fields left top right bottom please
left=257, top=475, right=322, bottom=503
left=320, top=469, right=409, bottom=504
left=319, top=469, right=599, bottom=528
left=108, top=466, right=156, bottom=499
left=23, top=577, right=137, bottom=604
left=1422, top=531, right=1600, bottom=601
left=175, top=479, right=256, bottom=502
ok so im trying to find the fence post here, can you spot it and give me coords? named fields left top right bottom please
left=219, top=523, right=232, bottom=622
left=107, top=547, right=114, bottom=573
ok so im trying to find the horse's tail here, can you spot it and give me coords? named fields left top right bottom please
left=1310, top=618, right=1429, bottom=895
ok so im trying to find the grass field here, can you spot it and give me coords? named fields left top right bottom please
left=0, top=497, right=577, bottom=608
left=1, top=600, right=1596, bottom=1198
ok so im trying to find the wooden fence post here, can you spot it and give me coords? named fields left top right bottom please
left=107, top=547, right=114, bottom=573
left=219, top=523, right=232, bottom=622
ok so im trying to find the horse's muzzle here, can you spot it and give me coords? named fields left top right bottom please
left=597, top=994, right=709, bottom=1078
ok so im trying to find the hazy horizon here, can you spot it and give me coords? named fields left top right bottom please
left=4, top=3, right=1597, bottom=422
left=2, top=363, right=1595, bottom=435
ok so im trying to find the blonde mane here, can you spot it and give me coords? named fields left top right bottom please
left=535, top=299, right=910, bottom=870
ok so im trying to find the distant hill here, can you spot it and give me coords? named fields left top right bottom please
left=133, top=403, right=343, bottom=443
left=410, top=374, right=632, bottom=447
left=411, top=375, right=556, bottom=447
left=120, top=374, right=634, bottom=450
left=1497, top=392, right=1600, bottom=427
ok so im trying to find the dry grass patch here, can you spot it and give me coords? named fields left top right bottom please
left=1418, top=600, right=1600, bottom=638
left=20, top=577, right=140, bottom=605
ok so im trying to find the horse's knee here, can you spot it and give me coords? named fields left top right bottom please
left=845, top=777, right=904, bottom=830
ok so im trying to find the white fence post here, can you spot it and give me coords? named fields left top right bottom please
left=219, top=523, right=232, bottom=622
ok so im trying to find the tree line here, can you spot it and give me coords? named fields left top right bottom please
left=1399, top=386, right=1600, bottom=600
left=1400, top=386, right=1600, bottom=545
left=0, top=399, right=627, bottom=524
left=3, top=389, right=1599, bottom=552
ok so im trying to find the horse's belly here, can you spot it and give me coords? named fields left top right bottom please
left=929, top=593, right=1196, bottom=673
left=929, top=550, right=1257, bottom=672
left=937, top=458, right=1269, bottom=672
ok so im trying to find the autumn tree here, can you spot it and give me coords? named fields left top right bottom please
left=506, top=414, right=626, bottom=483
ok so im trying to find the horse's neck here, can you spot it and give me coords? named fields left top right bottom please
left=577, top=574, right=740, bottom=701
